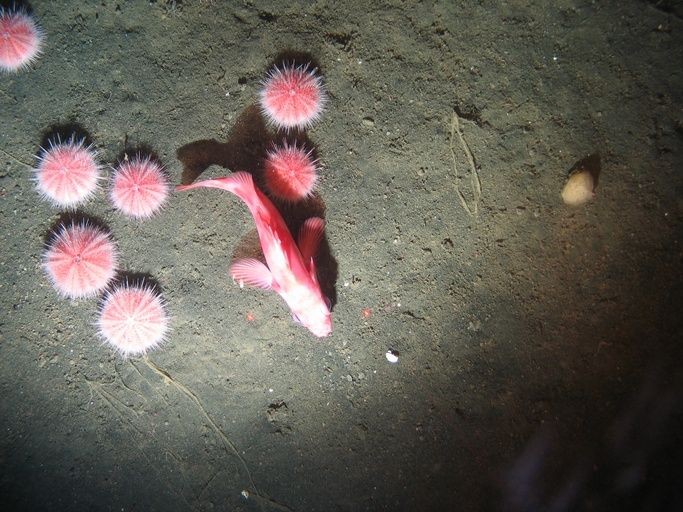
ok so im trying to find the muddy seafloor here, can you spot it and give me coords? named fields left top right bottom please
left=1, top=1, right=682, bottom=511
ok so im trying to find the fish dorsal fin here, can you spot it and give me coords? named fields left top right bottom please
left=229, top=258, right=274, bottom=290
left=298, top=217, right=325, bottom=265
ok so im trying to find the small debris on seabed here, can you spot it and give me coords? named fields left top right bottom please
left=386, top=349, right=399, bottom=363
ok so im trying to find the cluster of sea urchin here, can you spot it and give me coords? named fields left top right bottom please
left=4, top=6, right=172, bottom=358
left=258, top=62, right=327, bottom=202
left=34, top=133, right=171, bottom=358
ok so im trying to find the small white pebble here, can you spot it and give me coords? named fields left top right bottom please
left=385, top=350, right=399, bottom=363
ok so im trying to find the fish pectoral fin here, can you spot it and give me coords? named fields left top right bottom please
left=298, top=217, right=325, bottom=264
left=229, top=258, right=273, bottom=290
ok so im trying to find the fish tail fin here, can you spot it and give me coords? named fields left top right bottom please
left=175, top=171, right=255, bottom=197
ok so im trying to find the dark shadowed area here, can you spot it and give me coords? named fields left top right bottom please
left=1, top=1, right=682, bottom=511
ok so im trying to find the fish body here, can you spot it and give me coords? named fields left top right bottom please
left=177, top=172, right=332, bottom=337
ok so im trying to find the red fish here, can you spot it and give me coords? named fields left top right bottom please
left=176, top=172, right=332, bottom=337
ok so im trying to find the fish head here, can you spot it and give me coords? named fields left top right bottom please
left=297, top=299, right=332, bottom=337
left=310, top=310, right=332, bottom=338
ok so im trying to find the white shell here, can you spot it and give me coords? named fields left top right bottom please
left=385, top=350, right=399, bottom=363
left=561, top=169, right=595, bottom=206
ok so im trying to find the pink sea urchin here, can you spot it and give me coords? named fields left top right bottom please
left=0, top=7, right=43, bottom=72
left=97, top=282, right=169, bottom=357
left=43, top=222, right=118, bottom=299
left=259, top=63, right=326, bottom=130
left=34, top=137, right=101, bottom=208
left=110, top=155, right=170, bottom=219
left=264, top=142, right=319, bottom=202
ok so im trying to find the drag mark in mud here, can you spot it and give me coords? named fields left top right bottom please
left=449, top=110, right=482, bottom=217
